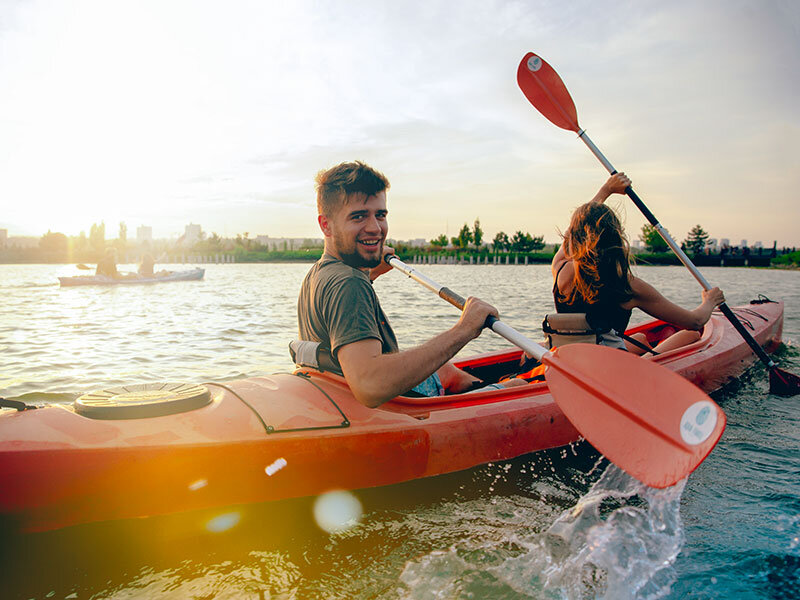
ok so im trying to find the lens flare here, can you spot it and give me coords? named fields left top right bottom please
left=206, top=512, right=240, bottom=532
left=313, top=490, right=362, bottom=533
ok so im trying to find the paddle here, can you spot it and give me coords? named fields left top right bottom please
left=386, top=255, right=726, bottom=488
left=517, top=52, right=800, bottom=397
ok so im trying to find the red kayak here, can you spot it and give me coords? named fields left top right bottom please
left=0, top=300, right=784, bottom=533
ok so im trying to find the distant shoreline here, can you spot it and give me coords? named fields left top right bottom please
left=1, top=248, right=797, bottom=269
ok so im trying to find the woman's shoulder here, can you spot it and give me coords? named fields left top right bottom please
left=552, top=259, right=574, bottom=294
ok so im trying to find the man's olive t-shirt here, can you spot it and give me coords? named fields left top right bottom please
left=297, top=254, right=399, bottom=372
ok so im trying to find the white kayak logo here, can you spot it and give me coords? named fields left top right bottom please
left=527, top=56, right=542, bottom=72
left=680, top=400, right=717, bottom=444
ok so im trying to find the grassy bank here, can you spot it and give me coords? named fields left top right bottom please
left=771, top=251, right=800, bottom=268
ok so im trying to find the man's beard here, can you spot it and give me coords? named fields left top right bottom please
left=338, top=247, right=382, bottom=269
left=332, top=230, right=384, bottom=269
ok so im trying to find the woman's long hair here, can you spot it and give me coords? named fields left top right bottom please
left=562, top=202, right=634, bottom=305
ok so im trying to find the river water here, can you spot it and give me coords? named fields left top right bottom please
left=1, top=263, right=798, bottom=599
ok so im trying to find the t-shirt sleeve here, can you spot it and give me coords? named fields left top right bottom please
left=323, top=276, right=383, bottom=355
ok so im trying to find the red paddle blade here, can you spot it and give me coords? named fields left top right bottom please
left=517, top=52, right=581, bottom=133
left=543, top=344, right=726, bottom=488
left=769, top=366, right=800, bottom=397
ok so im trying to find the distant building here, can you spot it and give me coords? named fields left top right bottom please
left=632, top=239, right=642, bottom=249
left=0, top=228, right=7, bottom=248
left=254, top=235, right=322, bottom=250
left=720, top=238, right=730, bottom=250
left=136, top=225, right=152, bottom=244
left=184, top=223, right=202, bottom=245
left=754, top=241, right=763, bottom=249
left=706, top=238, right=718, bottom=252
left=740, top=239, right=748, bottom=249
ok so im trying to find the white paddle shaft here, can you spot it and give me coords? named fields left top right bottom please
left=386, top=256, right=548, bottom=360
left=578, top=129, right=714, bottom=291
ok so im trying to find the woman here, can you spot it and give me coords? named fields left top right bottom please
left=552, top=173, right=725, bottom=354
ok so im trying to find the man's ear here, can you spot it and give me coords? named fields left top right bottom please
left=318, top=213, right=332, bottom=237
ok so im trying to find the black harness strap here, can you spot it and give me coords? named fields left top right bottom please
left=0, top=398, right=38, bottom=411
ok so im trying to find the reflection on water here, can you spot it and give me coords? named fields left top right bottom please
left=1, top=263, right=799, bottom=599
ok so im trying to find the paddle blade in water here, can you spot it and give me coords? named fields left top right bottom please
left=543, top=344, right=726, bottom=488
left=769, top=366, right=800, bottom=397
left=517, top=52, right=581, bottom=133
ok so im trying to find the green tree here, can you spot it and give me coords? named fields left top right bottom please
left=89, top=222, right=106, bottom=253
left=511, top=231, right=540, bottom=252
left=472, top=219, right=484, bottom=248
left=640, top=224, right=668, bottom=252
left=39, top=230, right=68, bottom=258
left=683, top=224, right=710, bottom=255
left=74, top=231, right=88, bottom=253
left=492, top=231, right=510, bottom=252
left=208, top=232, right=223, bottom=251
left=451, top=223, right=473, bottom=249
left=430, top=234, right=448, bottom=248
left=530, top=234, right=545, bottom=251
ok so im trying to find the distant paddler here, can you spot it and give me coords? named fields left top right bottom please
left=138, top=252, right=171, bottom=278
left=138, top=253, right=155, bottom=276
left=95, top=248, right=120, bottom=278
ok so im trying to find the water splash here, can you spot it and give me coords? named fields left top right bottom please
left=508, top=466, right=685, bottom=598
left=400, top=465, right=688, bottom=599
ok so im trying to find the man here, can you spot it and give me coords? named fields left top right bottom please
left=297, top=161, right=523, bottom=408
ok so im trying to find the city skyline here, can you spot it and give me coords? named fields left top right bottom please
left=1, top=1, right=798, bottom=244
left=0, top=221, right=784, bottom=254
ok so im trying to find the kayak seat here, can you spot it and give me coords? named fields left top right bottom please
left=74, top=383, right=212, bottom=420
left=289, top=340, right=340, bottom=373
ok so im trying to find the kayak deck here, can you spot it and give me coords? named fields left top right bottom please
left=0, top=300, right=785, bottom=532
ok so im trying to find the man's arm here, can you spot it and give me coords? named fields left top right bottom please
left=337, top=296, right=497, bottom=408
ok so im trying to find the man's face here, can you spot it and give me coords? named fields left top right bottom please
left=320, top=191, right=388, bottom=269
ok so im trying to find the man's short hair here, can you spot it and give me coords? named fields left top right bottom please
left=315, top=161, right=390, bottom=216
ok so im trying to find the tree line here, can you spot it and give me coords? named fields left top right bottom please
left=428, top=219, right=547, bottom=253
left=639, top=223, right=773, bottom=256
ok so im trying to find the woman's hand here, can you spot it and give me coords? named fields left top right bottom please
left=690, top=287, right=725, bottom=329
left=592, top=172, right=631, bottom=203
left=701, top=287, right=725, bottom=308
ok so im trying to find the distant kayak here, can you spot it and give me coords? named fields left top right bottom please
left=58, top=268, right=205, bottom=287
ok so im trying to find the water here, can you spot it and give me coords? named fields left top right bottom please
left=1, top=263, right=799, bottom=599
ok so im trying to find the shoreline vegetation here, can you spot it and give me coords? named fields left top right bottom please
left=2, top=221, right=797, bottom=268
left=1, top=246, right=798, bottom=269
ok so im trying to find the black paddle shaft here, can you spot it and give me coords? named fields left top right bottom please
left=438, top=287, right=498, bottom=329
left=621, top=181, right=779, bottom=370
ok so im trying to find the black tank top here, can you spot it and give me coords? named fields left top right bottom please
left=553, top=262, right=632, bottom=334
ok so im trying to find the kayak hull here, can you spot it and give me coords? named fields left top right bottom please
left=58, top=268, right=205, bottom=287
left=0, top=301, right=785, bottom=532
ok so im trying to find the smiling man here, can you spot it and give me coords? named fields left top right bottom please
left=297, top=161, right=519, bottom=408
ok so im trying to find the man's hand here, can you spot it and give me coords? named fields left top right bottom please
left=456, top=296, right=499, bottom=341
left=369, top=246, right=395, bottom=281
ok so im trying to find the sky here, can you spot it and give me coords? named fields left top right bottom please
left=1, top=0, right=798, bottom=245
